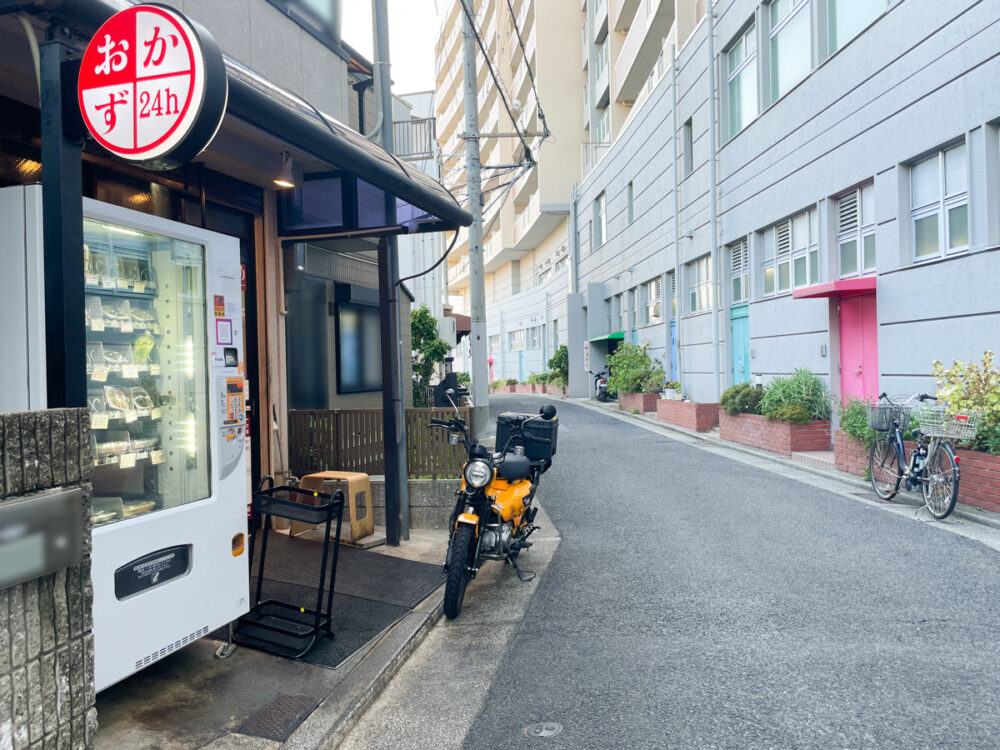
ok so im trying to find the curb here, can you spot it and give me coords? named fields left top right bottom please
left=495, top=392, right=1000, bottom=532
left=283, top=587, right=445, bottom=749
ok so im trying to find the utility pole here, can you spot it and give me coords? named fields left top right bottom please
left=373, top=0, right=409, bottom=544
left=461, top=0, right=489, bottom=438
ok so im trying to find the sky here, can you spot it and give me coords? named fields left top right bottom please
left=341, top=1, right=446, bottom=95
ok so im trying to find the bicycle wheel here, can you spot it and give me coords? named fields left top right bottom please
left=922, top=441, right=959, bottom=519
left=869, top=433, right=901, bottom=500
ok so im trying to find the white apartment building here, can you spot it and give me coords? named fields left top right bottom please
left=434, top=0, right=585, bottom=381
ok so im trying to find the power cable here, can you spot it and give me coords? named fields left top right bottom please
left=504, top=0, right=549, bottom=140
left=457, top=0, right=534, bottom=166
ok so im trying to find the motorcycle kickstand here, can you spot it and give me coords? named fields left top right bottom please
left=506, top=555, right=535, bottom=583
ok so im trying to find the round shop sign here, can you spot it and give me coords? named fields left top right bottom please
left=78, top=4, right=227, bottom=170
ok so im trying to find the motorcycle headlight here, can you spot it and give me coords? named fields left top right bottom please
left=464, top=460, right=493, bottom=488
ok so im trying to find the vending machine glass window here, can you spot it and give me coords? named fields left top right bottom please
left=84, top=218, right=212, bottom=526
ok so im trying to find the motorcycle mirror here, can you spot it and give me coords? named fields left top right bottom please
left=445, top=387, right=460, bottom=415
left=539, top=404, right=557, bottom=420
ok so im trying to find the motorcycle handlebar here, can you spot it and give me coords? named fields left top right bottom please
left=429, top=419, right=450, bottom=427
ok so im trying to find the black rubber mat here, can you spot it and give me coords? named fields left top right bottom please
left=211, top=578, right=410, bottom=669
left=249, top=532, right=445, bottom=609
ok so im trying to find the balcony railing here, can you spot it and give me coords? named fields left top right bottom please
left=393, top=118, right=437, bottom=161
left=582, top=141, right=610, bottom=176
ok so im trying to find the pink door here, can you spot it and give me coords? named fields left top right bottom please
left=839, top=294, right=879, bottom=401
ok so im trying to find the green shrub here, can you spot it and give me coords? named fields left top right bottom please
left=505, top=378, right=518, bottom=386
left=720, top=382, right=764, bottom=416
left=932, top=350, right=1000, bottom=454
left=607, top=343, right=666, bottom=395
left=547, top=345, right=569, bottom=384
left=546, top=372, right=565, bottom=386
left=455, top=372, right=471, bottom=387
left=767, top=403, right=813, bottom=424
left=839, top=396, right=877, bottom=449
left=527, top=372, right=549, bottom=385
left=490, top=379, right=508, bottom=390
left=760, top=369, right=831, bottom=422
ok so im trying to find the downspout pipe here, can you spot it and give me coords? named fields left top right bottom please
left=569, top=183, right=579, bottom=295
left=706, top=1, right=721, bottom=402
left=670, top=44, right=683, bottom=388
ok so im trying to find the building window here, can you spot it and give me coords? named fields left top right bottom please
left=627, top=182, right=634, bottom=224
left=593, top=192, right=606, bottom=247
left=683, top=118, right=694, bottom=176
left=489, top=334, right=500, bottom=354
left=910, top=143, right=968, bottom=261
left=688, top=256, right=712, bottom=313
left=616, top=292, right=626, bottom=330
left=828, top=0, right=885, bottom=53
left=726, top=23, right=758, bottom=139
left=761, top=207, right=818, bottom=296
left=508, top=329, right=525, bottom=351
left=605, top=298, right=614, bottom=332
left=527, top=326, right=541, bottom=350
left=729, top=237, right=750, bottom=304
left=837, top=183, right=876, bottom=277
left=640, top=277, right=662, bottom=325
left=551, top=318, right=559, bottom=350
left=769, top=0, right=811, bottom=102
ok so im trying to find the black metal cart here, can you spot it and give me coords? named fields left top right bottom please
left=232, top=476, right=345, bottom=658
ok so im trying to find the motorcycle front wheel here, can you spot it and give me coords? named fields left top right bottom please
left=444, top=524, right=476, bottom=619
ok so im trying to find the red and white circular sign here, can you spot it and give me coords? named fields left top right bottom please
left=78, top=4, right=226, bottom=168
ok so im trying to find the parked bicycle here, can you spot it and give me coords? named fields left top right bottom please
left=867, top=392, right=981, bottom=519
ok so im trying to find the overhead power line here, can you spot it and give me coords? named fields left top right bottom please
left=456, top=0, right=534, bottom=167
left=505, top=0, right=549, bottom=141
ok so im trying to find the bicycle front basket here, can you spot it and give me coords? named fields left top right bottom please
left=866, top=403, right=911, bottom=432
left=918, top=406, right=981, bottom=441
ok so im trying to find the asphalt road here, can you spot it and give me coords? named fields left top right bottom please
left=342, top=396, right=1000, bottom=749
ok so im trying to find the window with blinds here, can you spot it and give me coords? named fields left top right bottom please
left=760, top=207, right=818, bottom=297
left=837, top=183, right=875, bottom=277
left=729, top=237, right=750, bottom=304
left=668, top=271, right=677, bottom=318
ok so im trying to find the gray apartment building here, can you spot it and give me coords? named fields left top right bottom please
left=477, top=0, right=999, bottom=411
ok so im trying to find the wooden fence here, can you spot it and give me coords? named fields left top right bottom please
left=288, top=408, right=474, bottom=479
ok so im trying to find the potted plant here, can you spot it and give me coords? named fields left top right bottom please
left=663, top=380, right=681, bottom=400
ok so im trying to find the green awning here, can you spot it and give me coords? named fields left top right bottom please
left=589, top=331, right=626, bottom=343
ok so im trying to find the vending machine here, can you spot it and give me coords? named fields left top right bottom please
left=1, top=185, right=249, bottom=690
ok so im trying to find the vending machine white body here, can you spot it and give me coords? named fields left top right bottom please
left=1, top=185, right=250, bottom=690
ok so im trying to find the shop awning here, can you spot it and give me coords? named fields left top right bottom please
left=20, top=0, right=473, bottom=233
left=791, top=277, right=877, bottom=299
left=589, top=331, right=626, bottom=343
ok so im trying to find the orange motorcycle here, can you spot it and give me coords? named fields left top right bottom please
left=430, top=391, right=558, bottom=619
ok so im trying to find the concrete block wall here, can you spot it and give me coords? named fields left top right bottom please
left=0, top=409, right=95, bottom=750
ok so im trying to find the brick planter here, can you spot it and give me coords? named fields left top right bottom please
left=657, top=400, right=719, bottom=432
left=515, top=384, right=536, bottom=394
left=619, top=392, right=659, bottom=413
left=543, top=384, right=565, bottom=396
left=834, top=430, right=869, bottom=477
left=834, top=430, right=1000, bottom=514
left=719, top=412, right=831, bottom=455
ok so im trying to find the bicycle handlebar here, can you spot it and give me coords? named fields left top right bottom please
left=880, top=392, right=938, bottom=406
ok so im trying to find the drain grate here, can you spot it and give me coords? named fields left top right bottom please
left=237, top=693, right=319, bottom=742
left=524, top=722, right=563, bottom=739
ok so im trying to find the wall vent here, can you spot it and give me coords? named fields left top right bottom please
left=134, top=625, right=209, bottom=670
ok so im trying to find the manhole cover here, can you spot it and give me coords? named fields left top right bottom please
left=524, top=722, right=562, bottom=739
left=237, top=693, right=319, bottom=742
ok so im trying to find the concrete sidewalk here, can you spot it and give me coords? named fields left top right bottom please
left=95, top=529, right=449, bottom=750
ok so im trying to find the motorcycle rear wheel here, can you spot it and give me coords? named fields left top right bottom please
left=444, top=525, right=476, bottom=619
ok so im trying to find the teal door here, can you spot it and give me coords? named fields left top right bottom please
left=730, top=305, right=750, bottom=385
